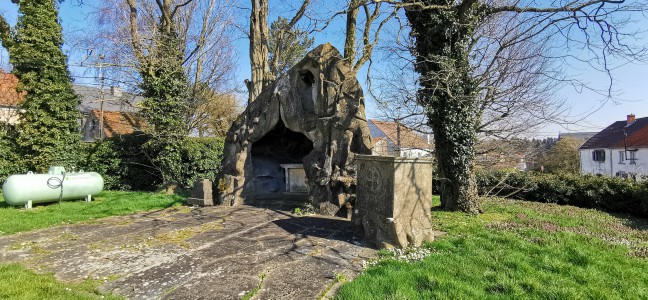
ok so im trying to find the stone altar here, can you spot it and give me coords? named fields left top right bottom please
left=353, top=155, right=434, bottom=248
left=280, top=164, right=308, bottom=193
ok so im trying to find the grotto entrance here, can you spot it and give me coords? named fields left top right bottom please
left=217, top=44, right=373, bottom=215
left=250, top=119, right=314, bottom=207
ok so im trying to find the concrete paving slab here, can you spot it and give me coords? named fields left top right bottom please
left=0, top=205, right=376, bottom=299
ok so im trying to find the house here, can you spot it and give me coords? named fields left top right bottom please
left=0, top=70, right=24, bottom=125
left=82, top=110, right=146, bottom=141
left=74, top=85, right=144, bottom=141
left=579, top=114, right=648, bottom=180
left=368, top=119, right=433, bottom=158
left=0, top=70, right=144, bottom=141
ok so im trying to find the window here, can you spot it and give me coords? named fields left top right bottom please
left=592, top=150, right=605, bottom=162
left=629, top=151, right=637, bottom=165
left=619, top=151, right=625, bottom=164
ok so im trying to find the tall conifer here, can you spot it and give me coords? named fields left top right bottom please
left=0, top=0, right=80, bottom=172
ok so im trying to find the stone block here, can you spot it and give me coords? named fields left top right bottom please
left=353, top=155, right=434, bottom=248
left=187, top=179, right=214, bottom=206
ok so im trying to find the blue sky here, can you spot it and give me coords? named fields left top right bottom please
left=1, top=0, right=647, bottom=138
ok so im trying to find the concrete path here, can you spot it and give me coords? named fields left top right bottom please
left=0, top=205, right=376, bottom=299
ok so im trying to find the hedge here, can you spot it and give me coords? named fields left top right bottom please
left=78, top=134, right=224, bottom=191
left=477, top=171, right=648, bottom=218
left=1, top=133, right=224, bottom=191
left=78, top=134, right=160, bottom=191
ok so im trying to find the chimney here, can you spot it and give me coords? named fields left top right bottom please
left=110, top=86, right=122, bottom=97
left=627, top=114, right=636, bottom=126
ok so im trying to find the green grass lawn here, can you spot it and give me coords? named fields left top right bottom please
left=0, top=264, right=121, bottom=300
left=0, top=190, right=185, bottom=235
left=0, top=190, right=185, bottom=299
left=336, top=197, right=648, bottom=299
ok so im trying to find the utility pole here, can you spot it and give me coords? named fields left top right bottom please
left=396, top=118, right=401, bottom=157
left=98, top=54, right=105, bottom=139
left=76, top=50, right=110, bottom=140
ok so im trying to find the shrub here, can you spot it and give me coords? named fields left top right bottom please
left=78, top=134, right=224, bottom=191
left=177, top=137, right=224, bottom=188
left=79, top=134, right=161, bottom=191
left=476, top=171, right=648, bottom=217
left=0, top=127, right=21, bottom=185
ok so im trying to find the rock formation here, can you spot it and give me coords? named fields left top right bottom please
left=216, top=44, right=373, bottom=216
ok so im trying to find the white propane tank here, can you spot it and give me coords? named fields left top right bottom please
left=2, top=167, right=104, bottom=206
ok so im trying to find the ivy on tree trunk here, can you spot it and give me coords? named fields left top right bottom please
left=405, top=0, right=484, bottom=214
left=139, top=31, right=189, bottom=189
left=124, top=0, right=191, bottom=190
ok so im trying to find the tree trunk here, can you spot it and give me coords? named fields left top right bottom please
left=405, top=0, right=482, bottom=214
left=343, top=0, right=360, bottom=61
left=249, top=0, right=272, bottom=102
left=432, top=112, right=480, bottom=214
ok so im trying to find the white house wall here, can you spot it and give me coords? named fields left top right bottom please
left=612, top=148, right=648, bottom=177
left=0, top=107, right=22, bottom=125
left=580, top=148, right=648, bottom=179
left=400, top=148, right=433, bottom=158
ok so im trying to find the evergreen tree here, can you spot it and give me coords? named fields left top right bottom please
left=542, top=137, right=581, bottom=175
left=268, top=17, right=314, bottom=78
left=0, top=0, right=80, bottom=172
left=123, top=0, right=190, bottom=190
left=138, top=29, right=189, bottom=190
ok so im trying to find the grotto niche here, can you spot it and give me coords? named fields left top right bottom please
left=216, top=44, right=373, bottom=216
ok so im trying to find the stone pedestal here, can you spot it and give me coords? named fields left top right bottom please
left=187, top=179, right=214, bottom=206
left=353, top=155, right=434, bottom=248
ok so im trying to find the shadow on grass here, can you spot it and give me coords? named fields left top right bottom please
left=609, top=211, right=648, bottom=231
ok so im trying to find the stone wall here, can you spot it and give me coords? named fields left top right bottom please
left=217, top=44, right=373, bottom=215
left=353, top=155, right=434, bottom=248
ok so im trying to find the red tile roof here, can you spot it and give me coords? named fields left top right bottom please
left=0, top=71, right=25, bottom=106
left=372, top=137, right=385, bottom=144
left=370, top=120, right=431, bottom=149
left=91, top=110, right=147, bottom=138
left=580, top=116, right=648, bottom=149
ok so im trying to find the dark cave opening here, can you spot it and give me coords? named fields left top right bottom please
left=250, top=119, right=314, bottom=199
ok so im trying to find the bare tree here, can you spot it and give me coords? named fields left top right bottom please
left=371, top=7, right=568, bottom=164
left=401, top=0, right=648, bottom=213
left=246, top=0, right=398, bottom=95
left=247, top=0, right=312, bottom=102
left=74, top=0, right=237, bottom=134
left=189, top=85, right=242, bottom=137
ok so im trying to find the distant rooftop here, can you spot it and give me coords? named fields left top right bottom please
left=74, top=85, right=143, bottom=114
left=0, top=72, right=142, bottom=114
left=0, top=70, right=24, bottom=107
left=368, top=119, right=430, bottom=149
left=580, top=116, right=648, bottom=149
left=89, top=110, right=147, bottom=138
